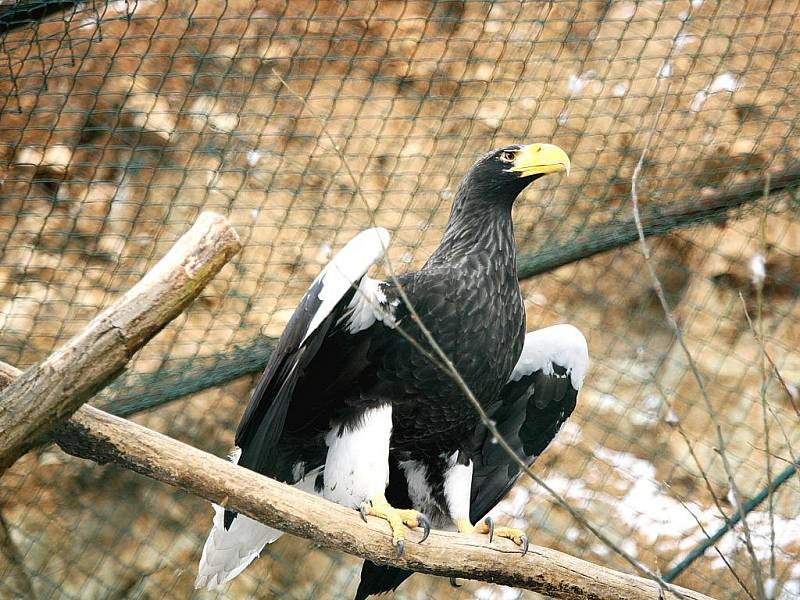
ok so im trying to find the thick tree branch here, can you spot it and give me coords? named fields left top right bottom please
left=0, top=212, right=242, bottom=471
left=45, top=404, right=713, bottom=600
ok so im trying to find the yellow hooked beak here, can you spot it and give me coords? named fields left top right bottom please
left=507, top=143, right=571, bottom=177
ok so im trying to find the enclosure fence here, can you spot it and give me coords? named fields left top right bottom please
left=0, top=1, right=798, bottom=599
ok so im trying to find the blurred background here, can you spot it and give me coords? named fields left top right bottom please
left=0, top=1, right=798, bottom=599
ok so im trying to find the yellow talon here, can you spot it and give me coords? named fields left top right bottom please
left=359, top=496, right=431, bottom=555
left=456, top=516, right=529, bottom=555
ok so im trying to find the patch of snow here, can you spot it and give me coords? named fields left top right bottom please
left=611, top=82, right=628, bottom=97
left=567, top=75, right=585, bottom=95
left=749, top=253, right=767, bottom=287
left=766, top=577, right=778, bottom=600
left=246, top=151, right=261, bottom=167
left=474, top=586, right=495, bottom=600
left=318, top=242, right=332, bottom=262
left=691, top=72, right=740, bottom=111
left=556, top=420, right=582, bottom=446
left=690, top=90, right=709, bottom=112
left=711, top=510, right=800, bottom=571
left=528, top=292, right=547, bottom=305
left=494, top=486, right=530, bottom=519
left=709, top=73, right=739, bottom=94
left=621, top=538, right=639, bottom=558
left=664, top=407, right=680, bottom=426
left=631, top=395, right=662, bottom=427
left=781, top=578, right=800, bottom=600
left=594, top=393, right=624, bottom=413
left=787, top=383, right=799, bottom=402
left=674, top=33, right=697, bottom=49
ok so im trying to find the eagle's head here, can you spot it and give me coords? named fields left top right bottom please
left=462, top=143, right=571, bottom=204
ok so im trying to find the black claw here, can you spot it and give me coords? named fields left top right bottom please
left=483, top=516, right=494, bottom=543
left=395, top=539, right=405, bottom=557
left=450, top=577, right=461, bottom=588
left=359, top=503, right=369, bottom=523
left=417, top=513, right=431, bottom=543
left=520, top=534, right=529, bottom=556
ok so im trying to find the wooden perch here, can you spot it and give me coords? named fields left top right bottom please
left=0, top=212, right=241, bottom=471
left=37, top=404, right=711, bottom=600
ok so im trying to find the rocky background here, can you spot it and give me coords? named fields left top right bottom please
left=0, top=1, right=798, bottom=599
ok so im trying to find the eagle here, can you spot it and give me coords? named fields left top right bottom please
left=195, top=143, right=588, bottom=597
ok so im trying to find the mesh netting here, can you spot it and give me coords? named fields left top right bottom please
left=0, top=1, right=798, bottom=599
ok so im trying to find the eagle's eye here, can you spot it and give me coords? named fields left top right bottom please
left=499, top=150, right=516, bottom=163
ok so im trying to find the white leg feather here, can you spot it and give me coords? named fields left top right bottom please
left=323, top=404, right=392, bottom=507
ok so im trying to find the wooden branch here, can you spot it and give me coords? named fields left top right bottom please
left=517, top=164, right=800, bottom=279
left=0, top=212, right=241, bottom=471
left=46, top=405, right=713, bottom=600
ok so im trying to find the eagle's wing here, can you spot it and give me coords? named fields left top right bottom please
left=196, top=227, right=394, bottom=591
left=234, top=226, right=394, bottom=476
left=469, top=323, right=588, bottom=523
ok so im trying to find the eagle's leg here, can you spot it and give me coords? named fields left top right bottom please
left=360, top=495, right=431, bottom=556
left=455, top=517, right=529, bottom=555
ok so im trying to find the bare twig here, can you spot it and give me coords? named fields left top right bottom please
left=630, top=80, right=766, bottom=598
left=753, top=184, right=776, bottom=591
left=668, top=485, right=755, bottom=600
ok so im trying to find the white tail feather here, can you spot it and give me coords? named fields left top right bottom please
left=195, top=451, right=322, bottom=590
left=194, top=503, right=283, bottom=590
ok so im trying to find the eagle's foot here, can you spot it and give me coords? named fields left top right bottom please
left=359, top=496, right=431, bottom=556
left=457, top=516, right=529, bottom=556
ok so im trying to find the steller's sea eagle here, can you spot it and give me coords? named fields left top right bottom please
left=195, top=143, right=588, bottom=597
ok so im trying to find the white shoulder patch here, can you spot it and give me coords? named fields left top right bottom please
left=338, top=275, right=397, bottom=334
left=510, top=324, right=589, bottom=390
left=302, top=227, right=390, bottom=344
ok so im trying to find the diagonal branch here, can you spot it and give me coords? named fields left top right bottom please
left=41, top=402, right=715, bottom=600
left=0, top=212, right=242, bottom=471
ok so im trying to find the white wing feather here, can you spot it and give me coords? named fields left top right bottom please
left=510, top=324, right=588, bottom=389
left=302, top=227, right=390, bottom=344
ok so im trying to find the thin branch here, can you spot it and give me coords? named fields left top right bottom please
left=651, top=378, right=733, bottom=527
left=667, top=485, right=755, bottom=600
left=630, top=81, right=766, bottom=598
left=663, top=460, right=799, bottom=583
left=752, top=188, right=776, bottom=590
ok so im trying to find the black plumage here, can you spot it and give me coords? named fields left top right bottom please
left=355, top=349, right=584, bottom=600
left=197, top=143, right=580, bottom=594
